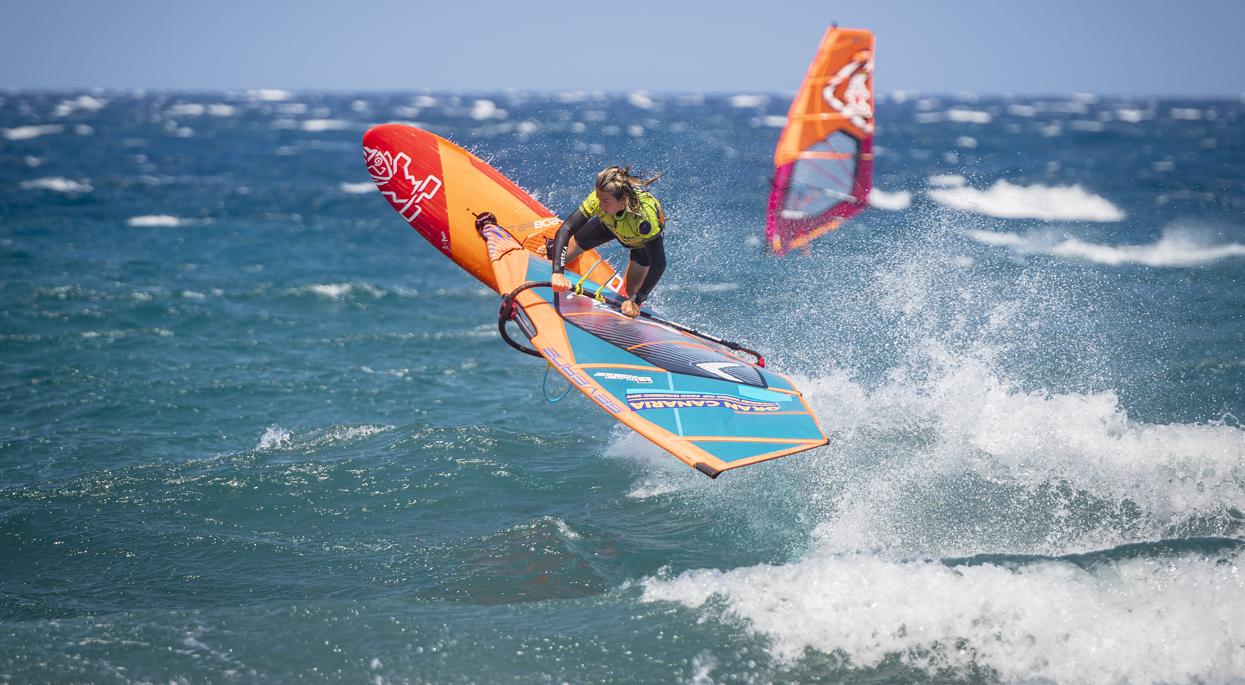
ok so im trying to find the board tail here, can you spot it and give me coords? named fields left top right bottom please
left=766, top=27, right=875, bottom=255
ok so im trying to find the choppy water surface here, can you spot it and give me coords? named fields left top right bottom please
left=2, top=90, right=1243, bottom=683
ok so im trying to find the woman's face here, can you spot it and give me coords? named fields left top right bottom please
left=597, top=189, right=626, bottom=215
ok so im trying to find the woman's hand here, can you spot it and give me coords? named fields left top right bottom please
left=550, top=273, right=571, bottom=293
left=620, top=299, right=640, bottom=318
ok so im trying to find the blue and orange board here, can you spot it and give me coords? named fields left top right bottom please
left=364, top=124, right=828, bottom=477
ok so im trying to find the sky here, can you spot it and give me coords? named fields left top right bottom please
left=3, top=0, right=1244, bottom=96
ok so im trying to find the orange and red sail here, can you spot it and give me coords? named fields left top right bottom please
left=766, top=27, right=875, bottom=255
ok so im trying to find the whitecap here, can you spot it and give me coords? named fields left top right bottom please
left=248, top=89, right=292, bottom=102
left=297, top=282, right=385, bottom=300
left=1169, top=108, right=1203, bottom=120
left=257, top=426, right=292, bottom=450
left=927, top=174, right=966, bottom=188
left=642, top=550, right=1245, bottom=683
left=20, top=177, right=92, bottom=193
left=868, top=188, right=912, bottom=211
left=3, top=124, right=64, bottom=141
left=947, top=109, right=991, bottom=124
left=166, top=103, right=207, bottom=117
left=340, top=182, right=374, bottom=194
left=470, top=99, right=506, bottom=121
left=301, top=119, right=350, bottom=132
left=929, top=180, right=1125, bottom=221
left=627, top=91, right=655, bottom=110
left=966, top=227, right=1245, bottom=267
left=53, top=95, right=106, bottom=117
left=127, top=215, right=185, bottom=227
left=728, top=94, right=768, bottom=108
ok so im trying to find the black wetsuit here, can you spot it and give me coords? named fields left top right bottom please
left=550, top=208, right=667, bottom=304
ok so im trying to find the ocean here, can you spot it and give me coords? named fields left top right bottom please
left=1, top=89, right=1243, bottom=683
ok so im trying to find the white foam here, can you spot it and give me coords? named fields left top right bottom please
left=298, top=282, right=385, bottom=300
left=257, top=426, right=292, bottom=450
left=929, top=180, right=1125, bottom=221
left=729, top=94, right=768, bottom=109
left=948, top=109, right=991, bottom=124
left=1069, top=120, right=1105, bottom=133
left=1169, top=108, right=1203, bottom=120
left=915, top=110, right=992, bottom=124
left=1006, top=104, right=1037, bottom=117
left=793, top=357, right=1245, bottom=559
left=470, top=99, right=506, bottom=121
left=248, top=89, right=291, bottom=102
left=626, top=480, right=680, bottom=499
left=53, top=95, right=106, bottom=117
left=642, top=551, right=1245, bottom=682
left=167, top=103, right=234, bottom=118
left=761, top=115, right=787, bottom=128
left=956, top=135, right=977, bottom=148
left=166, top=103, right=207, bottom=117
left=20, top=177, right=92, bottom=193
left=301, top=119, right=350, bottom=132
left=340, top=182, right=374, bottom=194
left=927, top=174, right=965, bottom=188
left=1114, top=108, right=1147, bottom=123
left=868, top=188, right=912, bottom=211
left=966, top=227, right=1245, bottom=267
left=627, top=91, right=655, bottom=109
left=319, top=424, right=393, bottom=444
left=127, top=214, right=184, bottom=227
left=3, top=124, right=64, bottom=141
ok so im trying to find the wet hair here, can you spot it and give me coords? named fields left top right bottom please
left=595, top=165, right=662, bottom=215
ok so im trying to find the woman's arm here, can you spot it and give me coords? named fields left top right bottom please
left=632, top=236, right=666, bottom=305
left=550, top=208, right=588, bottom=275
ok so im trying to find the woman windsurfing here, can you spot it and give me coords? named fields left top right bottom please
left=549, top=166, right=667, bottom=318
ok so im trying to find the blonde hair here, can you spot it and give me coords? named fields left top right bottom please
left=595, top=165, right=662, bottom=215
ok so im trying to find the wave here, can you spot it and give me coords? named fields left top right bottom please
left=339, top=182, right=375, bottom=194
left=164, top=103, right=236, bottom=118
left=247, top=89, right=292, bottom=102
left=729, top=95, right=768, bottom=109
left=929, top=180, right=1126, bottom=221
left=914, top=109, right=992, bottom=124
left=927, top=174, right=966, bottom=188
left=796, top=356, right=1245, bottom=557
left=869, top=188, right=911, bottom=211
left=3, top=124, right=64, bottom=141
left=301, top=119, right=351, bottom=132
left=53, top=95, right=106, bottom=118
left=642, top=546, right=1245, bottom=683
left=127, top=214, right=187, bottom=227
left=966, top=227, right=1245, bottom=267
left=255, top=424, right=393, bottom=452
left=20, top=177, right=92, bottom=193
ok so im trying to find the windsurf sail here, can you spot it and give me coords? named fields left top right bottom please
left=766, top=27, right=875, bottom=255
left=480, top=221, right=828, bottom=478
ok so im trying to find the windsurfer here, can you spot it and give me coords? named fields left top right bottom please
left=549, top=166, right=667, bottom=318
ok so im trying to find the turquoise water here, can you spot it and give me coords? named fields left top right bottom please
left=2, top=91, right=1244, bottom=683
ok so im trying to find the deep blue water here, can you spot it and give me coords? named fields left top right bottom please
left=2, top=89, right=1244, bottom=683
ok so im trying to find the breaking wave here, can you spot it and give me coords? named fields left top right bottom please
left=930, top=180, right=1125, bottom=221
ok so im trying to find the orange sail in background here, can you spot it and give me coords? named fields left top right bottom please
left=766, top=27, right=875, bottom=255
